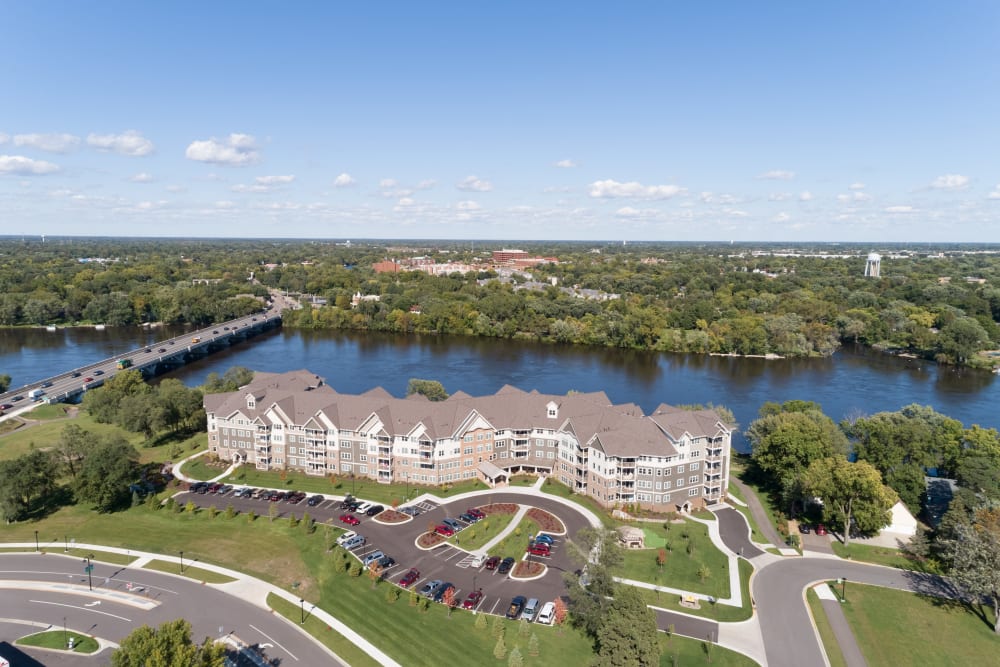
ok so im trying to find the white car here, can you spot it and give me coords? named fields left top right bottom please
left=336, top=530, right=358, bottom=546
left=355, top=501, right=374, bottom=514
left=536, top=601, right=556, bottom=625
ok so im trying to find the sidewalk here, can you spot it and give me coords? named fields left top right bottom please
left=478, top=504, right=530, bottom=554
left=812, top=582, right=867, bottom=667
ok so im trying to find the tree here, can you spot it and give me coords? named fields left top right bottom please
left=801, top=457, right=897, bottom=546
left=74, top=437, right=140, bottom=512
left=939, top=316, right=990, bottom=364
left=943, top=507, right=1000, bottom=634
left=406, top=378, right=449, bottom=401
left=591, top=585, right=661, bottom=667
left=56, top=423, right=95, bottom=479
left=0, top=373, right=10, bottom=393
left=110, top=618, right=225, bottom=666
left=552, top=598, right=568, bottom=628
left=747, top=406, right=848, bottom=483
left=0, top=449, right=59, bottom=522
left=657, top=548, right=667, bottom=571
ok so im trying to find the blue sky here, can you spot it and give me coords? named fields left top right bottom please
left=3, top=2, right=1000, bottom=241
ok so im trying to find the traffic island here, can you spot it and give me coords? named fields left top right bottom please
left=16, top=630, right=100, bottom=654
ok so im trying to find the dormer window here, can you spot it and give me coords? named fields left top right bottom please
left=546, top=401, right=558, bottom=419
left=246, top=395, right=255, bottom=410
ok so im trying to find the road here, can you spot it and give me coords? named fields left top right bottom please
left=0, top=552, right=342, bottom=666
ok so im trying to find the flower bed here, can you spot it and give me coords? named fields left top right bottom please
left=511, top=561, right=545, bottom=578
left=376, top=509, right=410, bottom=524
left=526, top=507, right=565, bottom=534
left=479, top=503, right=518, bottom=516
left=417, top=532, right=446, bottom=548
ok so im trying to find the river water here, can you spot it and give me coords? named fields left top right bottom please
left=3, top=326, right=998, bottom=451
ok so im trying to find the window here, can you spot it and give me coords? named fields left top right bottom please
left=688, top=488, right=699, bottom=497
left=689, top=463, right=699, bottom=471
left=464, top=447, right=473, bottom=455
left=689, top=475, right=699, bottom=484
left=664, top=467, right=672, bottom=477
left=341, top=452, right=352, bottom=461
left=663, top=493, right=671, bottom=501
left=289, top=447, right=296, bottom=454
left=547, top=451, right=555, bottom=459
left=663, top=480, right=671, bottom=489
left=676, top=465, right=685, bottom=474
left=691, top=451, right=700, bottom=458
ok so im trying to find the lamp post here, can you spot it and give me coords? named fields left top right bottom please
left=83, top=555, right=94, bottom=591
left=63, top=616, right=68, bottom=649
left=179, top=550, right=184, bottom=573
left=34, top=530, right=39, bottom=552
left=300, top=598, right=305, bottom=624
left=64, top=535, right=69, bottom=552
left=841, top=577, right=848, bottom=602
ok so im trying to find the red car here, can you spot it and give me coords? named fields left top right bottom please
left=467, top=508, right=486, bottom=520
left=462, top=590, right=484, bottom=610
left=527, top=543, right=551, bottom=557
left=484, top=555, right=501, bottom=570
left=83, top=377, right=94, bottom=383
left=815, top=524, right=828, bottom=536
left=339, top=514, right=361, bottom=526
left=398, top=568, right=420, bottom=588
left=435, top=524, right=455, bottom=537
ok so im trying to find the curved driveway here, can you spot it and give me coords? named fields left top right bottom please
left=0, top=552, right=343, bottom=666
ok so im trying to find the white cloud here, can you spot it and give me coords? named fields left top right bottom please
left=129, top=172, right=154, bottom=183
left=166, top=184, right=186, bottom=193
left=0, top=155, right=60, bottom=175
left=699, top=192, right=713, bottom=203
left=757, top=170, right=795, bottom=180
left=415, top=179, right=436, bottom=190
left=13, top=133, right=80, bottom=153
left=773, top=212, right=791, bottom=222
left=456, top=200, right=481, bottom=211
left=768, top=192, right=791, bottom=202
left=885, top=205, right=918, bottom=214
left=185, top=133, right=259, bottom=166
left=988, top=185, right=1000, bottom=200
left=233, top=174, right=295, bottom=192
left=543, top=185, right=572, bottom=194
left=379, top=178, right=398, bottom=188
left=928, top=174, right=969, bottom=191
left=589, top=179, right=685, bottom=199
left=615, top=206, right=642, bottom=217
left=215, top=200, right=236, bottom=209
left=333, top=172, right=356, bottom=188
left=849, top=182, right=866, bottom=190
left=87, top=130, right=154, bottom=156
left=393, top=197, right=416, bottom=212
left=457, top=175, right=493, bottom=192
left=0, top=133, right=8, bottom=144
left=799, top=191, right=814, bottom=201
left=554, top=159, right=577, bottom=168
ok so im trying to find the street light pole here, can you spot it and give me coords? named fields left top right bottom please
left=64, top=616, right=68, bottom=649
left=179, top=550, right=184, bottom=573
left=34, top=530, right=39, bottom=552
left=841, top=577, right=848, bottom=602
left=300, top=598, right=305, bottom=624
left=64, top=535, right=68, bottom=552
left=83, top=555, right=93, bottom=591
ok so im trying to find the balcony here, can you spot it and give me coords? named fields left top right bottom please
left=256, top=445, right=271, bottom=454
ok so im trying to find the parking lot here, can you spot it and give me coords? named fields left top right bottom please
left=176, top=486, right=586, bottom=620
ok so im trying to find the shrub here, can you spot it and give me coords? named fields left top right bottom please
left=385, top=587, right=400, bottom=604
left=528, top=632, right=540, bottom=657
left=208, top=505, right=218, bottom=519
left=288, top=514, right=299, bottom=528
left=225, top=503, right=236, bottom=519
left=409, top=590, right=419, bottom=607
left=507, top=646, right=523, bottom=667
left=349, top=562, right=363, bottom=577
left=475, top=612, right=488, bottom=631
left=247, top=510, right=257, bottom=523
left=493, top=633, right=507, bottom=659
left=185, top=500, right=197, bottom=514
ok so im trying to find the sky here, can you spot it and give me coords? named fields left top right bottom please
left=3, top=2, right=1000, bottom=242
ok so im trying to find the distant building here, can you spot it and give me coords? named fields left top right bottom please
left=372, top=260, right=402, bottom=274
left=492, top=249, right=530, bottom=265
left=864, top=252, right=881, bottom=278
left=204, top=370, right=732, bottom=513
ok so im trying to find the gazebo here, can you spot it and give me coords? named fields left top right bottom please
left=477, top=461, right=509, bottom=488
left=617, top=525, right=645, bottom=549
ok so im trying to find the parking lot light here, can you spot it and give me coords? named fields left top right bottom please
left=300, top=598, right=305, bottom=624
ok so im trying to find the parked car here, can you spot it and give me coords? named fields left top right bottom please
left=506, top=595, right=526, bottom=619
left=434, top=524, right=455, bottom=537
left=399, top=506, right=420, bottom=516
left=433, top=582, right=455, bottom=603
left=339, top=514, right=361, bottom=526
left=459, top=513, right=478, bottom=523
left=419, top=579, right=443, bottom=597
left=365, top=504, right=385, bottom=517
left=498, top=557, right=516, bottom=574
left=341, top=498, right=360, bottom=511
left=218, top=484, right=233, bottom=495
left=522, top=598, right=540, bottom=622
left=533, top=533, right=555, bottom=545
left=467, top=507, right=486, bottom=519
left=363, top=551, right=385, bottom=567
left=336, top=531, right=358, bottom=546
left=94, top=370, right=104, bottom=376
left=252, top=488, right=267, bottom=499
left=462, top=590, right=484, bottom=610
left=799, top=523, right=812, bottom=534
left=399, top=568, right=420, bottom=587
left=307, top=494, right=324, bottom=506
left=442, top=517, right=462, bottom=531
left=484, top=556, right=501, bottom=571
left=341, top=535, right=365, bottom=549
left=815, top=524, right=828, bottom=536
left=536, top=601, right=556, bottom=625
left=527, top=543, right=551, bottom=557
left=378, top=555, right=396, bottom=569
left=355, top=501, right=374, bottom=514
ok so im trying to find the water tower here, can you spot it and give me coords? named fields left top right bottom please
left=864, top=252, right=881, bottom=278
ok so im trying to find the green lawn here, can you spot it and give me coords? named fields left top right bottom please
left=830, top=541, right=938, bottom=572
left=635, top=557, right=753, bottom=623
left=24, top=403, right=76, bottom=420
left=617, top=519, right=730, bottom=597
left=449, top=512, right=516, bottom=551
left=657, top=632, right=758, bottom=667
left=181, top=456, right=228, bottom=481
left=224, top=466, right=490, bottom=506
left=268, top=593, right=382, bottom=667
left=143, top=558, right=237, bottom=584
left=509, top=474, right=539, bottom=487
left=840, top=582, right=1000, bottom=666
left=16, top=630, right=99, bottom=653
left=806, top=587, right=847, bottom=667
left=489, top=518, right=539, bottom=560
left=539, top=479, right=615, bottom=527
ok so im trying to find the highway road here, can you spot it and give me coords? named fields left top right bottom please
left=0, top=552, right=342, bottom=666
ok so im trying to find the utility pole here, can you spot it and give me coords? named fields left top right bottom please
left=83, top=555, right=94, bottom=591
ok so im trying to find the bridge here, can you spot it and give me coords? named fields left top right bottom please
left=0, top=310, right=281, bottom=413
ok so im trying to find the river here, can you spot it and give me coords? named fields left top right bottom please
left=2, top=326, right=998, bottom=452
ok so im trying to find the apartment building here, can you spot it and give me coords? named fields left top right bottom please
left=204, top=370, right=732, bottom=512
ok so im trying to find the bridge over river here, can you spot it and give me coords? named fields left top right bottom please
left=0, top=309, right=281, bottom=413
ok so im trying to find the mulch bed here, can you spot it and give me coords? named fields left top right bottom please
left=479, top=503, right=518, bottom=515
left=526, top=507, right=565, bottom=534
left=511, top=561, right=545, bottom=578
left=417, top=532, right=446, bottom=548
left=376, top=509, right=409, bottom=524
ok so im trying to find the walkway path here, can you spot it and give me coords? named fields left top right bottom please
left=812, top=582, right=867, bottom=667
left=478, top=504, right=530, bottom=554
left=729, top=478, right=785, bottom=549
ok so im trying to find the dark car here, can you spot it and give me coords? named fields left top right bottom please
left=399, top=569, right=420, bottom=588
left=158, top=348, right=166, bottom=353
left=365, top=504, right=385, bottom=517
left=83, top=378, right=93, bottom=383
left=462, top=590, right=484, bottom=610
left=459, top=513, right=478, bottom=523
left=419, top=579, right=443, bottom=598
left=307, top=494, right=324, bottom=506
left=799, top=523, right=812, bottom=534
left=506, top=595, right=526, bottom=619
left=144, top=347, right=151, bottom=353
left=378, top=555, right=396, bottom=569
left=40, top=381, right=53, bottom=388
left=188, top=481, right=206, bottom=492
left=433, top=583, right=455, bottom=603
left=341, top=499, right=361, bottom=511
left=484, top=556, right=501, bottom=571
left=11, top=396, right=24, bottom=402
left=467, top=508, right=486, bottom=519
left=197, top=484, right=210, bottom=494
left=498, top=557, right=515, bottom=574
left=287, top=491, right=303, bottom=504
left=71, top=372, right=81, bottom=377
left=213, top=330, right=219, bottom=334
left=533, top=534, right=555, bottom=545
left=94, top=370, right=104, bottom=376
left=0, top=403, right=12, bottom=411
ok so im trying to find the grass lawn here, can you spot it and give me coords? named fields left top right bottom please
left=657, top=631, right=758, bottom=667
left=830, top=541, right=938, bottom=573
left=268, top=593, right=382, bottom=667
left=16, top=630, right=99, bottom=653
left=509, top=474, right=538, bottom=487
left=488, top=518, right=539, bottom=560
left=840, top=582, right=1000, bottom=666
left=449, top=512, right=516, bottom=551
left=24, top=403, right=76, bottom=420
left=617, top=519, right=730, bottom=597
left=225, top=466, right=490, bottom=506
left=181, top=455, right=228, bottom=481
left=806, top=587, right=847, bottom=667
left=636, top=558, right=753, bottom=623
left=539, top=479, right=615, bottom=527
left=143, top=558, right=237, bottom=584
